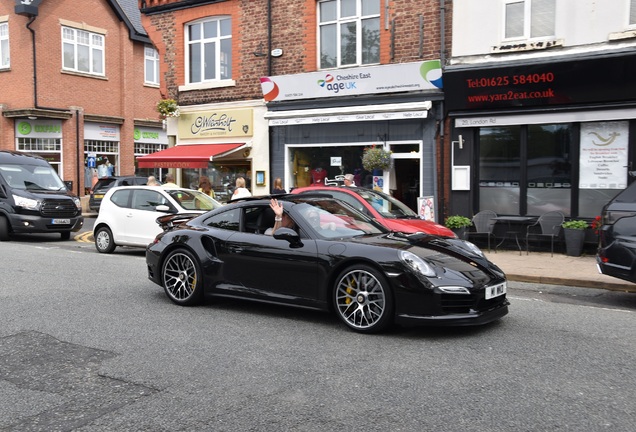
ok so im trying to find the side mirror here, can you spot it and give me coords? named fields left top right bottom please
left=155, top=205, right=174, bottom=213
left=63, top=180, right=73, bottom=190
left=0, top=185, right=6, bottom=199
left=273, top=227, right=303, bottom=247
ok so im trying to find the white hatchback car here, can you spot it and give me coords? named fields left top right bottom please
left=93, top=186, right=223, bottom=253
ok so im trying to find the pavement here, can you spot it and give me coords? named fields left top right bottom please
left=483, top=250, right=636, bottom=293
left=80, top=210, right=636, bottom=293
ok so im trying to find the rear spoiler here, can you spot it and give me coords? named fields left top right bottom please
left=155, top=213, right=200, bottom=231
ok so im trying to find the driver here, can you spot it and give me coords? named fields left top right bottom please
left=265, top=199, right=295, bottom=235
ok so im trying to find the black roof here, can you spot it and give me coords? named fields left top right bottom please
left=109, top=0, right=151, bottom=44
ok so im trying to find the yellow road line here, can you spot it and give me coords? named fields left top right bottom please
left=75, top=231, right=94, bottom=243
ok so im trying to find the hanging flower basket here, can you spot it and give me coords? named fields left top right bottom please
left=361, top=146, right=391, bottom=171
left=156, top=98, right=180, bottom=118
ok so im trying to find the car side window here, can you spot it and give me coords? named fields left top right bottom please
left=329, top=191, right=369, bottom=215
left=204, top=208, right=240, bottom=231
left=131, top=190, right=167, bottom=211
left=110, top=189, right=132, bottom=208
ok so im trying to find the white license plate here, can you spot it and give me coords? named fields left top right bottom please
left=52, top=219, right=70, bottom=225
left=485, top=282, right=507, bottom=299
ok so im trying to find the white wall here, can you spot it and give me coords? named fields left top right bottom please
left=452, top=0, right=636, bottom=62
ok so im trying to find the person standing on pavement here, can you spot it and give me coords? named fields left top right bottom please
left=231, top=177, right=252, bottom=200
left=162, top=173, right=178, bottom=188
left=198, top=176, right=215, bottom=198
left=147, top=176, right=160, bottom=186
left=271, top=177, right=286, bottom=194
left=344, top=173, right=356, bottom=187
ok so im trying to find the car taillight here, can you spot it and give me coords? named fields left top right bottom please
left=602, top=211, right=633, bottom=225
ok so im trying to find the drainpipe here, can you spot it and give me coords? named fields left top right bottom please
left=26, top=15, right=68, bottom=112
left=267, top=0, right=272, bottom=76
left=439, top=0, right=446, bottom=219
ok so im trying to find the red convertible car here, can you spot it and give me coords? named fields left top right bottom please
left=292, top=186, right=455, bottom=237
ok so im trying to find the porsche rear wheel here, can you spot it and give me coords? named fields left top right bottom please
left=162, top=249, right=203, bottom=306
left=333, top=265, right=393, bottom=333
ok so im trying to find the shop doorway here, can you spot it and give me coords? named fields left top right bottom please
left=389, top=142, right=422, bottom=212
left=391, top=159, right=420, bottom=211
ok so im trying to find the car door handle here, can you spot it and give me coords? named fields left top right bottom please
left=126, top=213, right=134, bottom=218
left=227, top=245, right=243, bottom=253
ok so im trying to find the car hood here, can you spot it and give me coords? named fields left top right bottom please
left=380, top=217, right=455, bottom=237
left=348, top=232, right=505, bottom=281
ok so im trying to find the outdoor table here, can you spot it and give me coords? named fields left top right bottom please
left=492, top=216, right=538, bottom=255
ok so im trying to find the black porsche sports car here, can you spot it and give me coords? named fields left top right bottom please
left=146, top=195, right=509, bottom=333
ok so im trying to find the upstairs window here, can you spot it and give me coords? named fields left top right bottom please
left=145, top=46, right=159, bottom=85
left=62, top=26, right=104, bottom=75
left=186, top=17, right=232, bottom=84
left=504, top=0, right=555, bottom=40
left=0, top=22, right=9, bottom=69
left=318, top=0, right=380, bottom=69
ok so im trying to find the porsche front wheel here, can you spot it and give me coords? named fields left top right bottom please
left=333, top=265, right=393, bottom=333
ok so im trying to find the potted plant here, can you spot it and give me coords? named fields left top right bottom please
left=156, top=98, right=180, bottom=118
left=445, top=215, right=472, bottom=239
left=562, top=219, right=588, bottom=256
left=361, top=146, right=391, bottom=173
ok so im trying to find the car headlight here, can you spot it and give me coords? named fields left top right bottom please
left=399, top=250, right=436, bottom=277
left=73, top=197, right=82, bottom=210
left=12, top=194, right=40, bottom=210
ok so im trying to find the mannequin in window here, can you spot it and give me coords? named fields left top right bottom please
left=310, top=165, right=327, bottom=186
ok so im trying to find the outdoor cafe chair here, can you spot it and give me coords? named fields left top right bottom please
left=467, top=210, right=498, bottom=252
left=525, top=211, right=565, bottom=257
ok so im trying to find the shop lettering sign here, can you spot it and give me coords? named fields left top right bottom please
left=178, top=109, right=253, bottom=139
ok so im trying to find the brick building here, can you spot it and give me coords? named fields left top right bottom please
left=0, top=0, right=164, bottom=198
left=139, top=0, right=452, bottom=215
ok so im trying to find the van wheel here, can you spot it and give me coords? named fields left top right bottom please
left=0, top=217, right=10, bottom=241
left=60, top=232, right=71, bottom=240
left=95, top=226, right=116, bottom=253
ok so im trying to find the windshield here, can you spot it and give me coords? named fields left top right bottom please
left=293, top=199, right=385, bottom=239
left=166, top=189, right=223, bottom=211
left=0, top=164, right=66, bottom=191
left=355, top=188, right=417, bottom=218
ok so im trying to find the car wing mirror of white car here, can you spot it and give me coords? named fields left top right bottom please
left=155, top=204, right=173, bottom=213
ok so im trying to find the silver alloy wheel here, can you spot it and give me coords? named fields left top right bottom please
left=335, top=269, right=386, bottom=331
left=163, top=251, right=198, bottom=302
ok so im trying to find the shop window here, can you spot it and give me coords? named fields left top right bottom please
left=479, top=126, right=521, bottom=215
left=16, top=138, right=62, bottom=174
left=186, top=17, right=232, bottom=84
left=0, top=22, right=9, bottom=69
left=479, top=123, right=575, bottom=217
left=144, top=46, right=159, bottom=85
left=318, top=0, right=380, bottom=69
left=62, top=26, right=105, bottom=76
left=526, top=124, right=571, bottom=216
left=504, top=0, right=555, bottom=40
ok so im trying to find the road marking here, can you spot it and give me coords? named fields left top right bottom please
left=75, top=232, right=94, bottom=243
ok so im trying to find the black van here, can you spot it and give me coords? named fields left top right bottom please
left=596, top=181, right=636, bottom=284
left=0, top=150, right=84, bottom=241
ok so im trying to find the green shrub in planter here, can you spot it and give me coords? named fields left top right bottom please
left=562, top=220, right=588, bottom=230
left=445, top=215, right=472, bottom=229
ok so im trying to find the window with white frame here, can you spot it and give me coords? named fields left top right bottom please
left=504, top=0, right=555, bottom=40
left=186, top=17, right=232, bottom=84
left=318, top=0, right=380, bottom=69
left=145, top=46, right=159, bottom=85
left=0, top=22, right=9, bottom=69
left=62, top=26, right=104, bottom=75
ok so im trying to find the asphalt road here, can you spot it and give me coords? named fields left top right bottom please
left=0, top=235, right=635, bottom=431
